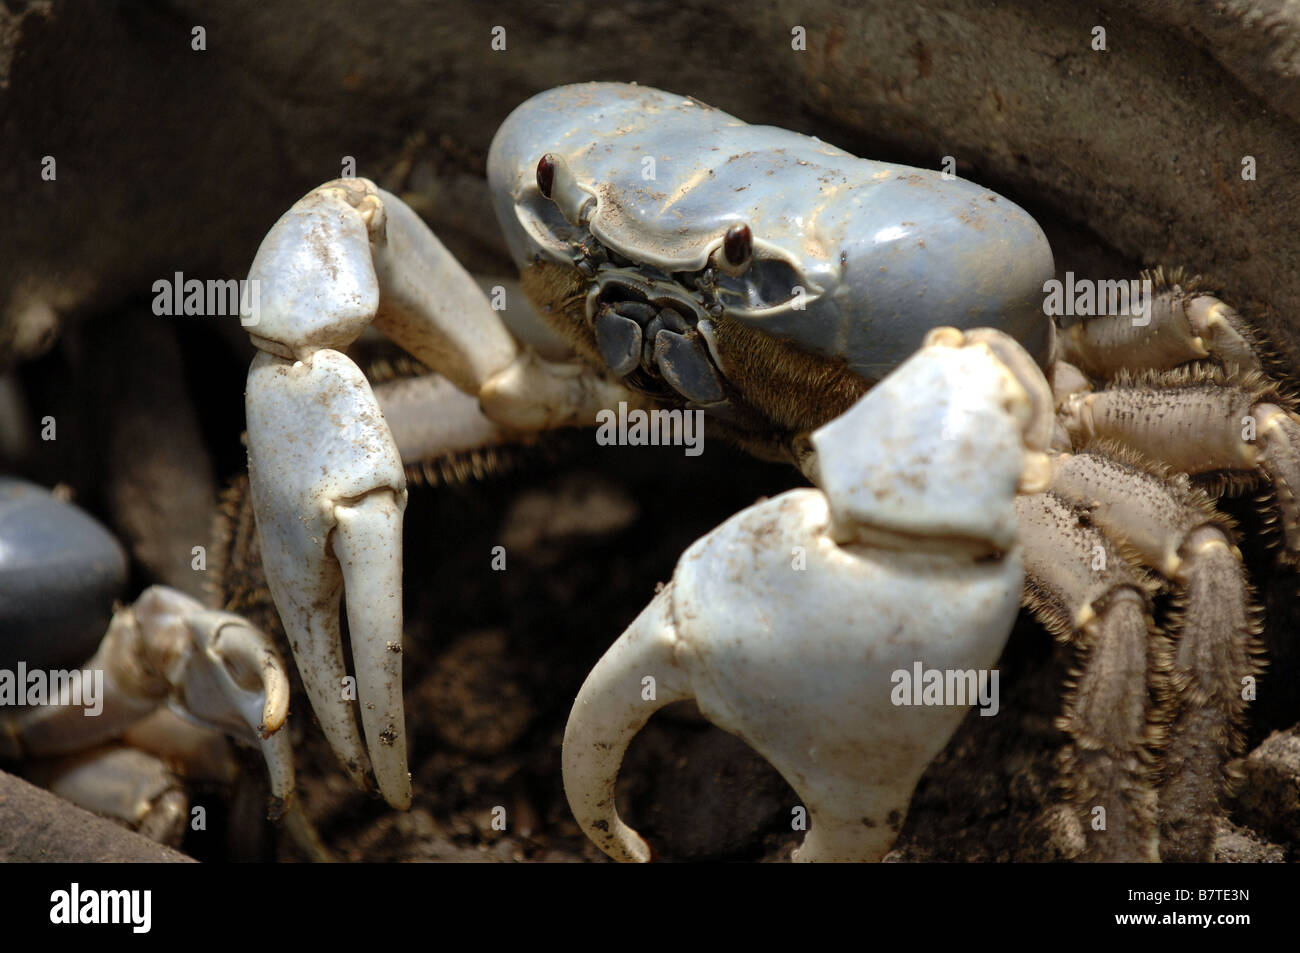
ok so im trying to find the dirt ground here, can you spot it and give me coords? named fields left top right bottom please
left=3, top=1, right=1299, bottom=863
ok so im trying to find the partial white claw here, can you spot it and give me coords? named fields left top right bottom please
left=246, top=350, right=410, bottom=808
left=563, top=587, right=689, bottom=862
left=332, top=493, right=407, bottom=803
left=24, top=746, right=191, bottom=845
left=5, top=586, right=295, bottom=804
left=564, top=328, right=1052, bottom=861
left=169, top=600, right=295, bottom=803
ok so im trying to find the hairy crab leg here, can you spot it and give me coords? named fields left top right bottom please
left=1015, top=491, right=1162, bottom=862
left=564, top=328, right=1054, bottom=862
left=1059, top=369, right=1300, bottom=559
left=1043, top=446, right=1261, bottom=860
left=1058, top=273, right=1261, bottom=378
left=243, top=178, right=632, bottom=807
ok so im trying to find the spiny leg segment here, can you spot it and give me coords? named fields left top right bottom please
left=1061, top=366, right=1300, bottom=559
left=1047, top=269, right=1283, bottom=860
left=1045, top=445, right=1262, bottom=861
left=1017, top=490, right=1161, bottom=862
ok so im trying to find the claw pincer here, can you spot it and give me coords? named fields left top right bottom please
left=563, top=329, right=1054, bottom=861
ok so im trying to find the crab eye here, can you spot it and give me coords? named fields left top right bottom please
left=720, top=223, right=753, bottom=274
left=536, top=154, right=556, bottom=199
left=532, top=152, right=594, bottom=226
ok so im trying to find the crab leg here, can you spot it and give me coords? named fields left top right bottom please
left=244, top=178, right=631, bottom=807
left=23, top=746, right=191, bottom=846
left=1060, top=368, right=1300, bottom=558
left=1058, top=274, right=1262, bottom=377
left=374, top=373, right=515, bottom=463
left=1043, top=446, right=1261, bottom=860
left=1016, top=492, right=1162, bottom=862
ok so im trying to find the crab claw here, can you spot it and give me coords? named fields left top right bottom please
left=238, top=178, right=546, bottom=809
left=246, top=351, right=410, bottom=809
left=241, top=180, right=416, bottom=808
left=151, top=594, right=295, bottom=803
left=112, top=587, right=296, bottom=804
left=4, top=586, right=296, bottom=804
left=564, top=328, right=1049, bottom=862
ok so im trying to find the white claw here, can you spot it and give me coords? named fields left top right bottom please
left=562, top=586, right=688, bottom=862
left=170, top=605, right=294, bottom=803
left=172, top=607, right=289, bottom=738
left=5, top=586, right=296, bottom=805
left=238, top=178, right=636, bottom=810
left=245, top=349, right=411, bottom=808
left=564, top=329, right=1049, bottom=862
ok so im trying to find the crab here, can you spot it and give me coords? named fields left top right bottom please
left=0, top=476, right=297, bottom=847
left=239, top=81, right=1297, bottom=862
